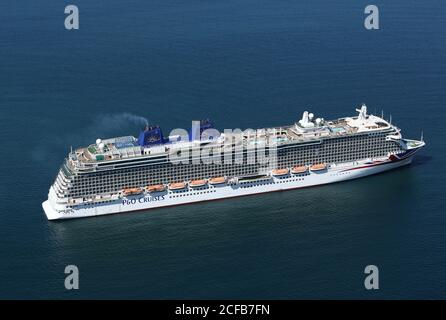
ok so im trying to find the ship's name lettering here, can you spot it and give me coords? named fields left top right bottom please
left=122, top=195, right=165, bottom=205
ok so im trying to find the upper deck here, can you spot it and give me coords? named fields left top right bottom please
left=68, top=104, right=397, bottom=170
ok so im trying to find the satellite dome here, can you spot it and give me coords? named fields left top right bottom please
left=96, top=138, right=102, bottom=145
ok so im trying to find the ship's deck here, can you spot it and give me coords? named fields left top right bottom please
left=70, top=107, right=393, bottom=167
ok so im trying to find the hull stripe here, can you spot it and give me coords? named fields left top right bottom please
left=342, top=148, right=420, bottom=172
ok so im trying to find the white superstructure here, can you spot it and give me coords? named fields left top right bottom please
left=42, top=105, right=425, bottom=220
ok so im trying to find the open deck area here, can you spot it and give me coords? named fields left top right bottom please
left=68, top=105, right=392, bottom=169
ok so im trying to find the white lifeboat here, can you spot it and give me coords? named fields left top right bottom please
left=310, top=163, right=327, bottom=172
left=209, top=177, right=227, bottom=185
left=122, top=187, right=143, bottom=196
left=168, top=182, right=187, bottom=190
left=271, top=168, right=289, bottom=177
left=291, top=165, right=308, bottom=174
left=189, top=179, right=207, bottom=188
left=146, top=184, right=165, bottom=193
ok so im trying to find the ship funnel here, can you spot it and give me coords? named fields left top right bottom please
left=137, top=125, right=164, bottom=146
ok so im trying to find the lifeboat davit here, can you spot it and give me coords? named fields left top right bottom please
left=146, top=184, right=165, bottom=193
left=310, top=163, right=327, bottom=172
left=291, top=165, right=308, bottom=174
left=122, top=187, right=143, bottom=196
left=168, top=182, right=187, bottom=190
left=209, top=177, right=226, bottom=185
left=271, top=168, right=289, bottom=177
left=189, top=179, right=207, bottom=188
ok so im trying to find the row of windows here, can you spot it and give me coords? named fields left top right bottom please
left=58, top=134, right=402, bottom=198
left=171, top=190, right=217, bottom=198
left=240, top=177, right=305, bottom=188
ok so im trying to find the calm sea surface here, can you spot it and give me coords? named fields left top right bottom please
left=0, top=0, right=445, bottom=299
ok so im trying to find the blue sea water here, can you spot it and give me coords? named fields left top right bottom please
left=0, top=0, right=445, bottom=299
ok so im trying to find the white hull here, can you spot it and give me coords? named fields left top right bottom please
left=42, top=155, right=415, bottom=220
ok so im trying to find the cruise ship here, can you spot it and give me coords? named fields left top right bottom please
left=42, top=105, right=425, bottom=220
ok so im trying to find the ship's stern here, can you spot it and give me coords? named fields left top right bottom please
left=42, top=199, right=62, bottom=220
left=42, top=187, right=69, bottom=220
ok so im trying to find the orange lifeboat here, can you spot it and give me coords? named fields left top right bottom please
left=168, top=182, right=187, bottom=190
left=291, top=165, right=308, bottom=174
left=271, top=168, right=289, bottom=177
left=209, top=177, right=226, bottom=185
left=146, top=184, right=165, bottom=193
left=122, top=187, right=143, bottom=196
left=189, top=179, right=207, bottom=188
left=310, top=163, right=327, bottom=171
